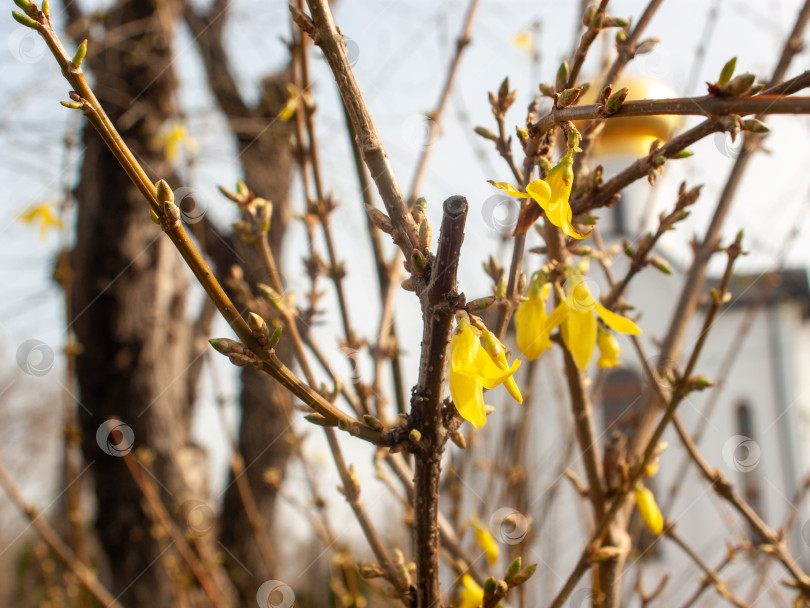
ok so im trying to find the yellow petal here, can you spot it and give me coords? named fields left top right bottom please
left=515, top=297, right=551, bottom=360
left=472, top=520, right=499, bottom=565
left=525, top=178, right=551, bottom=205
left=458, top=574, right=484, bottom=608
left=561, top=309, right=597, bottom=371
left=488, top=180, right=532, bottom=198
left=450, top=370, right=487, bottom=428
left=597, top=332, right=622, bottom=369
left=635, top=484, right=664, bottom=536
left=595, top=303, right=642, bottom=335
left=451, top=322, right=481, bottom=372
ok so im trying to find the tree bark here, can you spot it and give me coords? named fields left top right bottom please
left=70, top=0, right=218, bottom=605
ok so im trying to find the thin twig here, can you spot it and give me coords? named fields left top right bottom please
left=0, top=458, right=126, bottom=608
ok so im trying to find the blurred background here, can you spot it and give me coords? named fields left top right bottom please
left=1, top=0, right=810, bottom=606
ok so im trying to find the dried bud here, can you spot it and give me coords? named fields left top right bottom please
left=727, top=73, right=755, bottom=96
left=557, top=86, right=584, bottom=108
left=304, top=413, right=332, bottom=427
left=467, top=295, right=496, bottom=312
left=635, top=37, right=659, bottom=55
left=156, top=179, right=174, bottom=204
left=449, top=428, right=467, bottom=449
left=412, top=197, right=427, bottom=224
left=209, top=338, right=244, bottom=356
left=418, top=218, right=432, bottom=250
left=247, top=312, right=269, bottom=339
left=539, top=82, right=556, bottom=97
left=649, top=256, right=672, bottom=275
left=592, top=546, right=625, bottom=562
left=357, top=562, right=385, bottom=579
left=366, top=207, right=393, bottom=234
left=401, top=278, right=415, bottom=292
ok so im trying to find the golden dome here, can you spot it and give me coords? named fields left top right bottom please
left=577, top=76, right=681, bottom=158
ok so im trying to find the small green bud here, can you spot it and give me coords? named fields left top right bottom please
left=483, top=578, right=497, bottom=594
left=741, top=118, right=769, bottom=133
left=247, top=312, right=269, bottom=338
left=363, top=415, right=384, bottom=431
left=267, top=326, right=283, bottom=349
left=41, top=0, right=49, bottom=16
left=149, top=209, right=160, bottom=224
left=556, top=61, right=569, bottom=91
left=60, top=100, right=83, bottom=110
left=338, top=418, right=351, bottom=431
left=13, top=0, right=33, bottom=13
left=236, top=180, right=249, bottom=198
left=72, top=39, right=87, bottom=69
left=615, top=29, right=627, bottom=43
left=467, top=295, right=496, bottom=312
left=411, top=249, right=426, bottom=277
left=12, top=10, right=37, bottom=28
left=506, top=557, right=522, bottom=579
left=728, top=72, right=755, bottom=96
left=653, top=155, right=666, bottom=167
left=155, top=179, right=174, bottom=204
left=649, top=256, right=672, bottom=275
left=497, top=77, right=510, bottom=103
left=408, top=429, right=421, bottom=443
left=418, top=218, right=432, bottom=250
left=412, top=196, right=427, bottom=223
left=717, top=57, right=737, bottom=87
left=304, top=413, right=332, bottom=427
left=474, top=126, right=498, bottom=140
left=672, top=149, right=694, bottom=159
left=605, top=87, right=629, bottom=114
left=509, top=563, right=538, bottom=586
left=449, top=428, right=466, bottom=449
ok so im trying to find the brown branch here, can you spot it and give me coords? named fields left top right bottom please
left=297, top=0, right=420, bottom=256
left=0, top=458, right=126, bottom=608
left=412, top=195, right=468, bottom=607
left=566, top=0, right=610, bottom=89
left=666, top=528, right=749, bottom=608
left=534, top=95, right=810, bottom=135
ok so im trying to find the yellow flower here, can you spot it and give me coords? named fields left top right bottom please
left=597, top=330, right=622, bottom=369
left=514, top=279, right=568, bottom=360
left=279, top=83, right=300, bottom=122
left=154, top=121, right=197, bottom=163
left=449, top=314, right=522, bottom=429
left=560, top=275, right=641, bottom=371
left=19, top=202, right=63, bottom=241
left=512, top=29, right=534, bottom=55
left=635, top=484, right=663, bottom=536
left=458, top=574, right=484, bottom=608
left=471, top=518, right=499, bottom=565
left=490, top=148, right=591, bottom=240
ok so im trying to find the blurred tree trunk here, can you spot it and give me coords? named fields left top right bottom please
left=67, top=0, right=226, bottom=605
left=185, top=2, right=299, bottom=601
